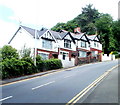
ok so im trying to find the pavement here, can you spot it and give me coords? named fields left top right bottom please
left=79, top=66, right=119, bottom=104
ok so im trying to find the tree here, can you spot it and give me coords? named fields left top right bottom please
left=111, top=20, right=120, bottom=52
left=51, top=4, right=100, bottom=34
left=51, top=23, right=66, bottom=32
left=95, top=14, right=113, bottom=54
left=1, top=45, right=19, bottom=60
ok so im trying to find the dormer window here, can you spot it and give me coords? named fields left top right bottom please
left=94, top=42, right=96, bottom=47
left=64, top=39, right=71, bottom=48
left=42, top=39, right=52, bottom=49
left=81, top=41, right=86, bottom=48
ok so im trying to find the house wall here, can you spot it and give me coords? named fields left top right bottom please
left=90, top=40, right=102, bottom=51
left=9, top=28, right=35, bottom=57
left=57, top=35, right=76, bottom=51
left=77, top=40, right=90, bottom=51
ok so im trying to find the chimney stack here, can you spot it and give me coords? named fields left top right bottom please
left=74, top=27, right=81, bottom=34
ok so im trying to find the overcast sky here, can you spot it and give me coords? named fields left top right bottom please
left=0, top=0, right=119, bottom=47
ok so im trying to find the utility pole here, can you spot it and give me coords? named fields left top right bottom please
left=34, top=28, right=37, bottom=66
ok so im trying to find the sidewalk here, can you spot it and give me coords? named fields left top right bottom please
left=80, top=66, right=119, bottom=104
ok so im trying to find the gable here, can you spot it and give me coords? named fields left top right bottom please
left=94, top=37, right=99, bottom=41
left=41, top=31, right=55, bottom=41
left=64, top=34, right=72, bottom=40
left=81, top=35, right=87, bottom=41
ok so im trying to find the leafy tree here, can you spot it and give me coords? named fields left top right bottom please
left=51, top=22, right=66, bottom=32
left=51, top=4, right=99, bottom=34
left=95, top=14, right=113, bottom=54
left=111, top=20, right=120, bottom=52
left=1, top=45, right=19, bottom=60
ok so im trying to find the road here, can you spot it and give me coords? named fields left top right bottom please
left=0, top=60, right=119, bottom=104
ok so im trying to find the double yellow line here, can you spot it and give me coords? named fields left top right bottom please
left=66, top=64, right=119, bottom=105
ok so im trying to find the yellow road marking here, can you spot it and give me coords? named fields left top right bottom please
left=66, top=64, right=120, bottom=105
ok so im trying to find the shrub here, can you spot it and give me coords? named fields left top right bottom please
left=36, top=55, right=45, bottom=72
left=2, top=58, right=24, bottom=78
left=45, top=59, right=62, bottom=70
left=112, top=51, right=120, bottom=58
left=21, top=57, right=36, bottom=74
left=1, top=45, right=19, bottom=60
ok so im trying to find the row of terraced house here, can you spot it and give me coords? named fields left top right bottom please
left=8, top=26, right=102, bottom=68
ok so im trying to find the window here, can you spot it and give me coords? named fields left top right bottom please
left=81, top=41, right=86, bottom=48
left=64, top=39, right=71, bottom=48
left=92, top=51, right=95, bottom=56
left=38, top=53, right=49, bottom=60
left=42, top=39, right=52, bottom=49
left=97, top=43, right=99, bottom=48
left=60, top=52, right=68, bottom=60
left=94, top=42, right=96, bottom=47
left=79, top=51, right=86, bottom=57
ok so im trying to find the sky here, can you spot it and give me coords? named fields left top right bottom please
left=0, top=0, right=119, bottom=47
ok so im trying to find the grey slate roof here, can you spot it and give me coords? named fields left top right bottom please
left=21, top=25, right=48, bottom=38
left=58, top=32, right=69, bottom=39
left=50, top=30, right=62, bottom=40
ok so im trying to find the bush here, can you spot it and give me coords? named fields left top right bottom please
left=21, top=57, right=36, bottom=74
left=112, top=51, right=120, bottom=58
left=45, top=59, right=62, bottom=70
left=36, top=55, right=45, bottom=72
left=1, top=45, right=19, bottom=60
left=2, top=58, right=24, bottom=79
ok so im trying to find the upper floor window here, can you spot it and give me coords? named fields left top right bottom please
left=64, top=39, right=71, bottom=48
left=97, top=42, right=99, bottom=48
left=81, top=41, right=86, bottom=48
left=94, top=42, right=96, bottom=47
left=42, top=39, right=52, bottom=49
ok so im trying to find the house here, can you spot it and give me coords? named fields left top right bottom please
left=8, top=25, right=77, bottom=67
left=87, top=34, right=102, bottom=61
left=8, top=25, right=103, bottom=68
left=8, top=25, right=59, bottom=60
left=71, top=27, right=91, bottom=64
left=56, top=30, right=77, bottom=67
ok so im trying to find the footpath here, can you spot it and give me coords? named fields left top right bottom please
left=79, top=65, right=119, bottom=104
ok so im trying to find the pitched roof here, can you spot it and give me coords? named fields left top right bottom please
left=21, top=25, right=48, bottom=38
left=50, top=30, right=62, bottom=40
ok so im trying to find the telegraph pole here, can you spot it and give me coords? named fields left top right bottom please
left=34, top=28, right=37, bottom=66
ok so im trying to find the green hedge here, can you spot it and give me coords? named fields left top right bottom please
left=1, top=58, right=34, bottom=79
left=45, top=59, right=62, bottom=70
left=1, top=46, right=63, bottom=79
left=1, top=57, right=62, bottom=79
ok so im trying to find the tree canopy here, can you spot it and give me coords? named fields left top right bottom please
left=51, top=4, right=120, bottom=54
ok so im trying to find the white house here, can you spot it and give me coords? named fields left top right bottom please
left=8, top=25, right=77, bottom=68
left=8, top=25, right=104, bottom=67
left=8, top=25, right=59, bottom=60
left=87, top=35, right=102, bottom=61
